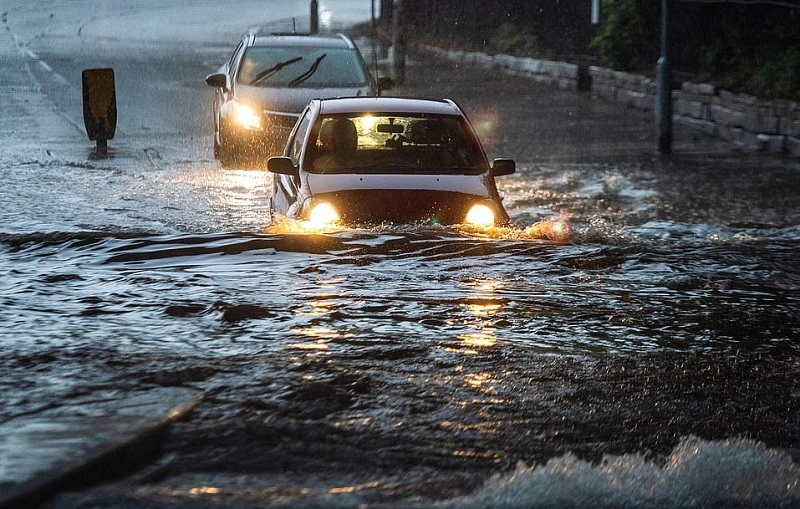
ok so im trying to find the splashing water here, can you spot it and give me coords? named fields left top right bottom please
left=448, top=436, right=800, bottom=509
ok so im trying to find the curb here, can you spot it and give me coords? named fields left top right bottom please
left=0, top=387, right=202, bottom=509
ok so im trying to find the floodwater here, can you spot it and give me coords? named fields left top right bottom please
left=2, top=1, right=800, bottom=508
left=2, top=156, right=799, bottom=508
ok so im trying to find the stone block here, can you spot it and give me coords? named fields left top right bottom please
left=755, top=134, right=786, bottom=154
left=785, top=136, right=800, bottom=158
left=681, top=81, right=716, bottom=96
left=677, top=116, right=717, bottom=135
left=782, top=118, right=800, bottom=138
left=519, top=57, right=543, bottom=75
left=592, top=83, right=617, bottom=102
left=710, top=103, right=746, bottom=128
left=675, top=97, right=706, bottom=119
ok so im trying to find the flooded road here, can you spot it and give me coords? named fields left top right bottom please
left=2, top=1, right=799, bottom=507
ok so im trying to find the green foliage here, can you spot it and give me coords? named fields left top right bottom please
left=750, top=47, right=800, bottom=101
left=489, top=22, right=539, bottom=57
left=702, top=22, right=800, bottom=102
left=589, top=0, right=648, bottom=71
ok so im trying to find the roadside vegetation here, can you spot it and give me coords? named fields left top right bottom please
left=588, top=0, right=800, bottom=101
left=396, top=0, right=800, bottom=102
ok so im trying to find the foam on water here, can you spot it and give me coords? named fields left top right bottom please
left=446, top=436, right=799, bottom=508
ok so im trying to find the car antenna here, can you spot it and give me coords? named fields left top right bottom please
left=292, top=17, right=297, bottom=33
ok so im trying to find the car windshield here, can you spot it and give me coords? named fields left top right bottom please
left=237, top=46, right=368, bottom=88
left=304, top=113, right=486, bottom=175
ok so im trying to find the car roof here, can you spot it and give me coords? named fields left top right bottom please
left=316, top=97, right=463, bottom=116
left=248, top=33, right=354, bottom=49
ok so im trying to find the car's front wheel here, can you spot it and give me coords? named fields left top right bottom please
left=218, top=123, right=239, bottom=168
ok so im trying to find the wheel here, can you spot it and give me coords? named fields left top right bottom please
left=218, top=123, right=239, bottom=168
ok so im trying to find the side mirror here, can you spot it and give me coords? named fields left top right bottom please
left=492, top=158, right=515, bottom=176
left=268, top=156, right=298, bottom=176
left=376, top=76, right=394, bottom=94
left=205, top=72, right=228, bottom=89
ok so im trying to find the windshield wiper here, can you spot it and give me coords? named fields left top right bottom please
left=287, top=53, right=327, bottom=87
left=249, top=56, right=303, bottom=86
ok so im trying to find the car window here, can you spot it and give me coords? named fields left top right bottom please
left=237, top=46, right=368, bottom=87
left=228, top=40, right=245, bottom=73
left=305, top=114, right=485, bottom=175
left=289, top=110, right=313, bottom=162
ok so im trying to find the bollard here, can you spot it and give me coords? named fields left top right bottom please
left=310, top=0, right=318, bottom=34
left=82, top=68, right=117, bottom=152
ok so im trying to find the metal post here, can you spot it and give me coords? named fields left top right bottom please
left=381, top=0, right=393, bottom=21
left=656, top=0, right=672, bottom=156
left=392, top=0, right=405, bottom=84
left=310, top=0, right=319, bottom=34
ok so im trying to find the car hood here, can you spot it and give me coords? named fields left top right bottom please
left=305, top=173, right=492, bottom=197
left=236, top=84, right=372, bottom=114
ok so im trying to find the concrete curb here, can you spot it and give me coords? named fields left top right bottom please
left=0, top=387, right=202, bottom=509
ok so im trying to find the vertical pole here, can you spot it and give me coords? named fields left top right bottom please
left=381, top=0, right=393, bottom=21
left=310, top=0, right=319, bottom=34
left=656, top=0, right=672, bottom=156
left=392, top=0, right=405, bottom=84
left=591, top=0, right=601, bottom=25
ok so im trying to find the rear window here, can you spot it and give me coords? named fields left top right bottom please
left=237, top=46, right=368, bottom=88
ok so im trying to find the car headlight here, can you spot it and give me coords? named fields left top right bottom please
left=233, top=101, right=262, bottom=130
left=308, top=202, right=340, bottom=227
left=464, top=203, right=496, bottom=227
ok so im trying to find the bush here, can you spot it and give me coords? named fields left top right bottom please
left=489, top=22, right=540, bottom=57
left=589, top=0, right=650, bottom=71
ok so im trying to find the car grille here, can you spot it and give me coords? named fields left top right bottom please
left=319, top=189, right=491, bottom=225
left=263, top=111, right=299, bottom=132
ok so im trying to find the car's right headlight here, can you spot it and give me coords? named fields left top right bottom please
left=232, top=101, right=262, bottom=131
left=464, top=203, right=496, bottom=227
left=308, top=202, right=340, bottom=227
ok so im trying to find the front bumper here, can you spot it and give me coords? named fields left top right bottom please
left=297, top=190, right=509, bottom=226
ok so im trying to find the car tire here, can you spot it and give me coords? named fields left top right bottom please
left=218, top=124, right=239, bottom=168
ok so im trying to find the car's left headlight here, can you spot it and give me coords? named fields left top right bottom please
left=464, top=203, right=496, bottom=227
left=233, top=101, right=262, bottom=131
left=308, top=202, right=340, bottom=227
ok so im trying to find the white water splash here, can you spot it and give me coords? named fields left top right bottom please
left=445, top=436, right=800, bottom=508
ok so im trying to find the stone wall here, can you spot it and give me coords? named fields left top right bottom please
left=418, top=44, right=800, bottom=158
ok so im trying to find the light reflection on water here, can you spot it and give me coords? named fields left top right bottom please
left=1, top=226, right=797, bottom=357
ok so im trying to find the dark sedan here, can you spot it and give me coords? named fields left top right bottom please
left=205, top=31, right=390, bottom=167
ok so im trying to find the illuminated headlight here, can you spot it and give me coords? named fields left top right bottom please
left=308, top=202, right=340, bottom=227
left=464, top=203, right=495, bottom=227
left=233, top=102, right=262, bottom=130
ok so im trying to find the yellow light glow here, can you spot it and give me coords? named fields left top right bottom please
left=188, top=486, right=220, bottom=496
left=234, top=102, right=262, bottom=130
left=357, top=115, right=377, bottom=133
left=465, top=204, right=495, bottom=227
left=308, top=202, right=340, bottom=227
left=459, top=332, right=497, bottom=348
left=467, top=302, right=502, bottom=317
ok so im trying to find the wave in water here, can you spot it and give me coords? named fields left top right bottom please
left=445, top=436, right=799, bottom=509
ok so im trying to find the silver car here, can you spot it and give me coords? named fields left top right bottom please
left=205, top=32, right=391, bottom=167
left=268, top=97, right=516, bottom=227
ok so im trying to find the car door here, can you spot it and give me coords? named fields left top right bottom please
left=271, top=107, right=313, bottom=216
left=212, top=39, right=244, bottom=136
